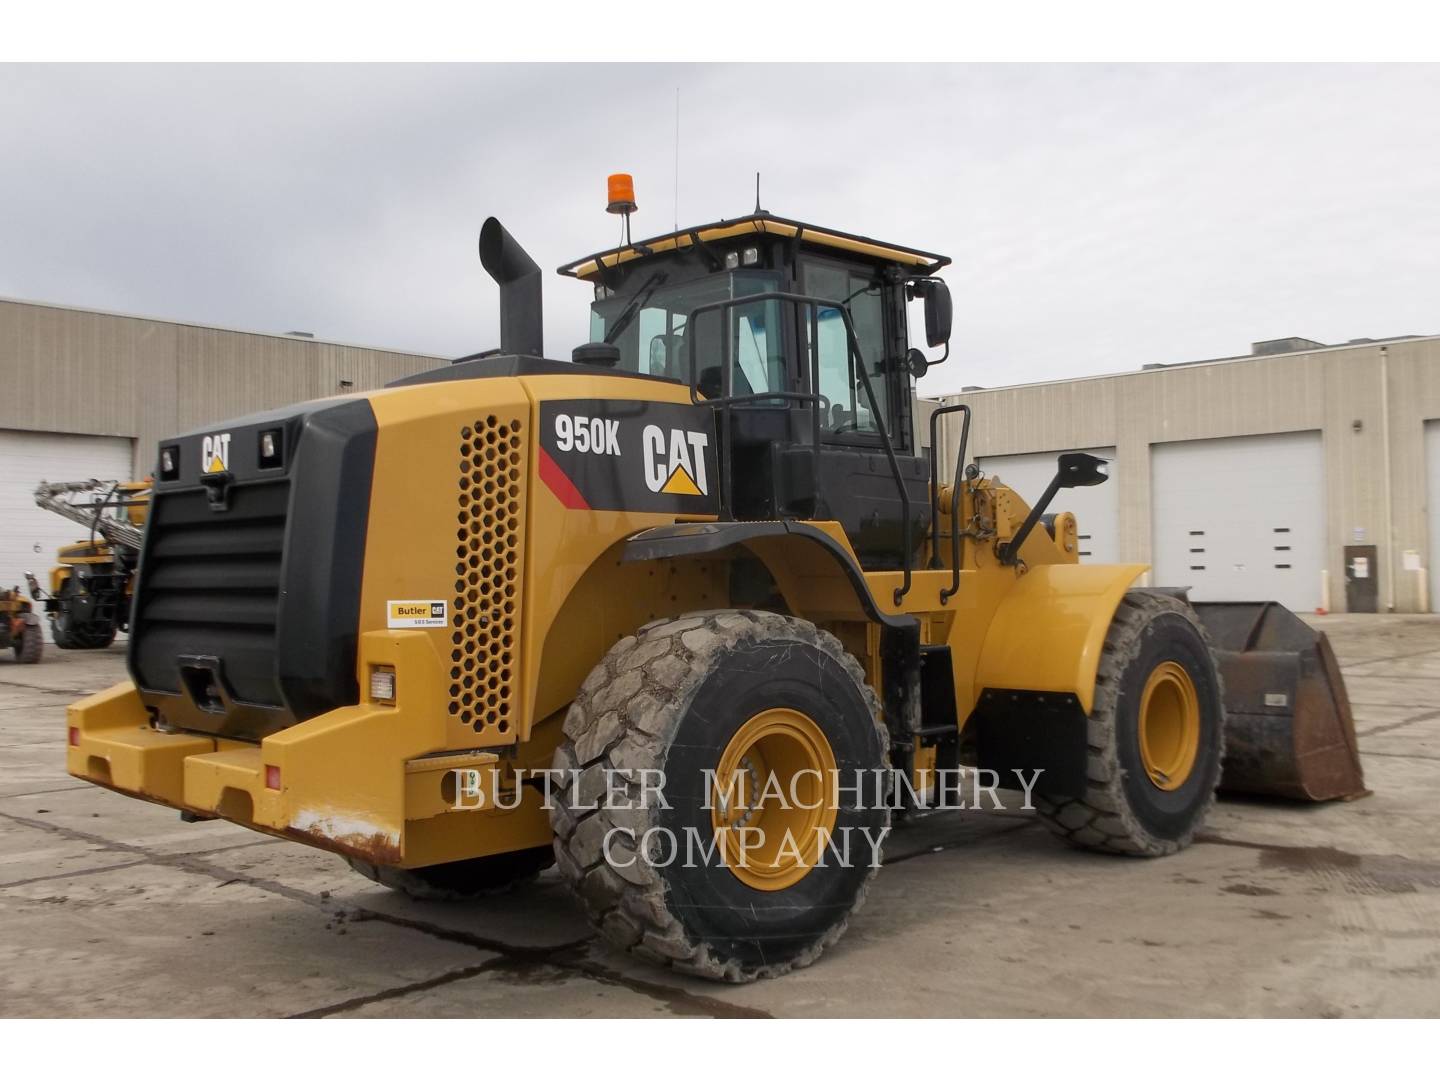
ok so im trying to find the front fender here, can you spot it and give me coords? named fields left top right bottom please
left=975, top=563, right=1146, bottom=714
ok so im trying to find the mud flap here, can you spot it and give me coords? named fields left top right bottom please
left=1192, top=602, right=1367, bottom=801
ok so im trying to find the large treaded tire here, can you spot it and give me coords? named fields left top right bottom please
left=1036, top=590, right=1225, bottom=856
left=14, top=625, right=43, bottom=664
left=51, top=584, right=117, bottom=650
left=551, top=609, right=891, bottom=983
left=344, top=846, right=553, bottom=901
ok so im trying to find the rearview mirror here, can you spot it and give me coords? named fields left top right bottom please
left=1056, top=452, right=1109, bottom=488
left=920, top=279, right=952, bottom=349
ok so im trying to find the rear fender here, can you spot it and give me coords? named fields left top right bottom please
left=622, top=522, right=923, bottom=755
left=622, top=521, right=913, bottom=630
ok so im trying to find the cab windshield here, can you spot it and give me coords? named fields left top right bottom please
left=589, top=270, right=784, bottom=396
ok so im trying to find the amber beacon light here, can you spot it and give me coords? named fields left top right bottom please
left=606, top=173, right=637, bottom=214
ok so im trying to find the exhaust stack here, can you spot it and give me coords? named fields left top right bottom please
left=478, top=217, right=543, bottom=357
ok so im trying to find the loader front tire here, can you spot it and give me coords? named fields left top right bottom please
left=551, top=610, right=891, bottom=982
left=344, top=846, right=553, bottom=901
left=1036, top=590, right=1224, bottom=856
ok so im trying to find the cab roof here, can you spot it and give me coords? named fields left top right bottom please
left=556, top=212, right=951, bottom=281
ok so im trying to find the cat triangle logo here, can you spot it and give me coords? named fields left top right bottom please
left=643, top=424, right=710, bottom=497
left=201, top=433, right=231, bottom=474
left=660, top=463, right=702, bottom=496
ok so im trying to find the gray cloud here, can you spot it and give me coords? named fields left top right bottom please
left=2, top=63, right=1437, bottom=394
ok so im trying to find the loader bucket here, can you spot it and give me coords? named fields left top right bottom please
left=1192, top=601, right=1367, bottom=801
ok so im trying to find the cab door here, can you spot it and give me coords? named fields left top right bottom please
left=798, top=258, right=927, bottom=569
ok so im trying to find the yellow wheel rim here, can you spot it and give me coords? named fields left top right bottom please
left=1138, top=661, right=1201, bottom=791
left=710, top=708, right=838, bottom=891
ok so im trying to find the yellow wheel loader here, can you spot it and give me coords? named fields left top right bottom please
left=30, top=479, right=151, bottom=649
left=65, top=187, right=1365, bottom=981
left=2, top=587, right=44, bottom=663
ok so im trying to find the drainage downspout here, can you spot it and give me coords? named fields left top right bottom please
left=1381, top=345, right=1396, bottom=612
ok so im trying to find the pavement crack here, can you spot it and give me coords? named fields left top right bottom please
left=0, top=680, right=96, bottom=697
left=1356, top=708, right=1440, bottom=738
left=0, top=857, right=152, bottom=890
left=288, top=958, right=510, bottom=1018
left=557, top=957, right=773, bottom=1018
left=2, top=785, right=93, bottom=800
left=1340, top=645, right=1440, bottom=671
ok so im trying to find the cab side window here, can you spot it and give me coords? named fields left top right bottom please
left=802, top=261, right=888, bottom=436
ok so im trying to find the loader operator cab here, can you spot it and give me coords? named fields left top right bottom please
left=559, top=213, right=954, bottom=569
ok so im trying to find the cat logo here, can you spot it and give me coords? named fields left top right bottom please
left=642, top=424, right=709, bottom=496
left=201, top=433, right=232, bottom=474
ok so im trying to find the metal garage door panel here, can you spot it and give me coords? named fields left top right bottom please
left=978, top=447, right=1119, bottom=562
left=0, top=430, right=133, bottom=639
left=1151, top=432, right=1324, bottom=611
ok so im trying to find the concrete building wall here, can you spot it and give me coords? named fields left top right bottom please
left=933, top=336, right=1440, bottom=613
left=0, top=298, right=440, bottom=476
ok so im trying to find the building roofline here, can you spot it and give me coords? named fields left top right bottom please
left=0, top=293, right=447, bottom=360
left=941, top=333, right=1440, bottom=399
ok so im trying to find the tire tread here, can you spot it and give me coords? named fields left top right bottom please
left=1035, top=589, right=1224, bottom=857
left=552, top=608, right=889, bottom=982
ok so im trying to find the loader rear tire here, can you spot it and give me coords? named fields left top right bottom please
left=344, top=846, right=553, bottom=901
left=1036, top=590, right=1224, bottom=857
left=551, top=609, right=891, bottom=983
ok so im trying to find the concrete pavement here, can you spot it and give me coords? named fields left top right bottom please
left=2, top=614, right=1438, bottom=1017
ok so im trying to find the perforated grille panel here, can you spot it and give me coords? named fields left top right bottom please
left=451, top=415, right=525, bottom=740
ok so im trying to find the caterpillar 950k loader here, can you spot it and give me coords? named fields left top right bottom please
left=65, top=186, right=1365, bottom=981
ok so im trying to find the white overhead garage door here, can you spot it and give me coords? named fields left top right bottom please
left=0, top=430, right=133, bottom=637
left=1151, top=431, right=1324, bottom=611
left=978, top=447, right=1119, bottom=562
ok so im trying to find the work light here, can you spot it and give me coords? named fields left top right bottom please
left=259, top=428, right=283, bottom=469
left=370, top=666, right=397, bottom=704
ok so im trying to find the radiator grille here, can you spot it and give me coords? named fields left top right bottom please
left=131, top=481, right=288, bottom=707
left=451, top=416, right=524, bottom=738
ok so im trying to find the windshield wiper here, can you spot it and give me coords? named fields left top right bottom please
left=603, top=271, right=668, bottom=345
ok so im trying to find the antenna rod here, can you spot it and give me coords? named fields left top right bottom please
left=673, top=87, right=680, bottom=232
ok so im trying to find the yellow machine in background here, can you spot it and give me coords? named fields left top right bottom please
left=29, top=479, right=150, bottom=649
left=1, top=586, right=43, bottom=663
left=65, top=180, right=1364, bottom=982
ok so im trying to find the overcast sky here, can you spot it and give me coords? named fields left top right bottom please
left=3, top=63, right=1437, bottom=395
